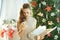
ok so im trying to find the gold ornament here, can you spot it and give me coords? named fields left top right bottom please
left=37, top=12, right=43, bottom=17
left=48, top=21, right=53, bottom=25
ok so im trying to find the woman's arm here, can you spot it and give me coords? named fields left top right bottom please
left=28, top=18, right=37, bottom=40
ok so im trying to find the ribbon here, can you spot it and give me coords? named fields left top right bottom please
left=1, top=29, right=6, bottom=38
left=8, top=29, right=14, bottom=38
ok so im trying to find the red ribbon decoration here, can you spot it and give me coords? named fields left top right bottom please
left=1, top=29, right=6, bottom=38
left=8, top=29, right=14, bottom=38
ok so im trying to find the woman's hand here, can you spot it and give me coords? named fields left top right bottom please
left=18, top=22, right=26, bottom=37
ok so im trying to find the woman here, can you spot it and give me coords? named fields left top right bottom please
left=17, top=3, right=37, bottom=40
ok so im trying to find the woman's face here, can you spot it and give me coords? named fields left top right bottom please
left=23, top=8, right=31, bottom=18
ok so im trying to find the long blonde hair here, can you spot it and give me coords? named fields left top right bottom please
left=17, top=3, right=31, bottom=37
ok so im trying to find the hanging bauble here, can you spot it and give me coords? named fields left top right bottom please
left=37, top=12, right=43, bottom=17
left=31, top=1, right=36, bottom=7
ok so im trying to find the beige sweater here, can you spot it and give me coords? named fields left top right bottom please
left=17, top=17, right=37, bottom=40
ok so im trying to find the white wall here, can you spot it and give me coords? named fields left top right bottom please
left=17, top=0, right=29, bottom=20
left=0, top=0, right=29, bottom=20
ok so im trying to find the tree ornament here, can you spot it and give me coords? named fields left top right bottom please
left=53, top=4, right=56, bottom=7
left=51, top=12, right=55, bottom=16
left=1, top=29, right=6, bottom=38
left=31, top=1, right=36, bottom=7
left=45, top=6, right=52, bottom=12
left=39, top=3, right=41, bottom=7
left=54, top=35, right=58, bottom=40
left=8, top=29, right=14, bottom=38
left=42, top=18, right=46, bottom=23
left=41, top=1, right=46, bottom=6
left=37, top=12, right=43, bottom=17
left=56, top=9, right=60, bottom=13
left=48, top=21, right=53, bottom=25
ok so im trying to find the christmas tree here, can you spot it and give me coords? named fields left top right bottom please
left=30, top=0, right=59, bottom=28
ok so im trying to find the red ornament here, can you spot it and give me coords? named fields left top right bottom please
left=45, top=6, right=52, bottom=12
left=1, top=29, right=6, bottom=38
left=47, top=33, right=51, bottom=37
left=31, top=1, right=36, bottom=7
left=8, top=29, right=14, bottom=38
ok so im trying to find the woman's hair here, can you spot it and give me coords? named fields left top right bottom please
left=23, top=3, right=31, bottom=9
left=17, top=3, right=32, bottom=37
left=19, top=3, right=31, bottom=23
